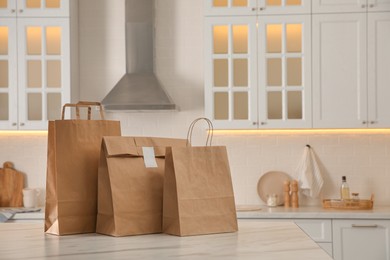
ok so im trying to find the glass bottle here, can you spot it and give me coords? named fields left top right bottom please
left=340, top=176, right=350, bottom=200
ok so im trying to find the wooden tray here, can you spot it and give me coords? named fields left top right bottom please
left=322, top=194, right=374, bottom=210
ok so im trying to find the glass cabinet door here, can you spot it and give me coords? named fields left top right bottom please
left=0, top=19, right=17, bottom=129
left=204, top=0, right=258, bottom=16
left=17, top=18, right=69, bottom=129
left=0, top=0, right=17, bottom=17
left=16, top=0, right=69, bottom=17
left=205, top=16, right=258, bottom=129
left=258, top=15, right=311, bottom=128
left=258, top=0, right=311, bottom=14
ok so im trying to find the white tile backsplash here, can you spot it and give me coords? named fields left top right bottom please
left=2, top=0, right=390, bottom=208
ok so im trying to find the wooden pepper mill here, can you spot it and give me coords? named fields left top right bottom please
left=291, top=180, right=299, bottom=208
left=284, top=180, right=291, bottom=208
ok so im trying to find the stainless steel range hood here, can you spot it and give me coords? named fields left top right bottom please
left=101, top=0, right=176, bottom=111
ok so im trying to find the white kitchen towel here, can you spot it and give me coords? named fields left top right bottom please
left=295, top=145, right=324, bottom=198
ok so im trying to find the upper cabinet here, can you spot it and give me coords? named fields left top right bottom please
left=204, top=0, right=311, bottom=16
left=204, top=1, right=311, bottom=129
left=0, top=0, right=70, bottom=130
left=312, top=0, right=390, bottom=13
left=0, top=0, right=69, bottom=17
left=312, top=11, right=390, bottom=128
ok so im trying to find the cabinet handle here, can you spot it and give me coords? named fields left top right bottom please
left=369, top=4, right=374, bottom=8
left=251, top=7, right=256, bottom=11
left=12, top=123, right=17, bottom=126
left=20, top=123, right=25, bottom=126
left=352, top=224, right=378, bottom=228
left=361, top=4, right=366, bottom=8
left=370, top=121, right=376, bottom=124
left=259, top=7, right=265, bottom=11
left=19, top=9, right=23, bottom=13
left=252, top=122, right=257, bottom=126
left=362, top=121, right=367, bottom=124
left=260, top=122, right=267, bottom=125
left=11, top=9, right=16, bottom=13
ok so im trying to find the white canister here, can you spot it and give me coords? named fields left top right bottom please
left=22, top=188, right=40, bottom=208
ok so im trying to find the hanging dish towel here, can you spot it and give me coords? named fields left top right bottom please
left=295, top=145, right=324, bottom=198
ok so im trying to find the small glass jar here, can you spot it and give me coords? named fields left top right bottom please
left=351, top=192, right=360, bottom=202
left=267, top=194, right=278, bottom=207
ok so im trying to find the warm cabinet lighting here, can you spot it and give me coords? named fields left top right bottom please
left=212, top=129, right=390, bottom=135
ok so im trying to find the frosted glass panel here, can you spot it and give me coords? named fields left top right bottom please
left=0, top=61, right=8, bottom=88
left=46, top=27, right=61, bottom=55
left=0, top=27, right=8, bottom=55
left=267, top=24, right=282, bottom=53
left=213, top=25, right=228, bottom=54
left=267, top=0, right=281, bottom=6
left=46, top=0, right=60, bottom=8
left=233, top=25, right=248, bottom=54
left=268, top=92, right=282, bottom=119
left=27, top=60, right=42, bottom=88
left=214, top=92, right=229, bottom=120
left=287, top=58, right=302, bottom=86
left=47, top=60, right=61, bottom=88
left=0, top=0, right=7, bottom=8
left=27, top=27, right=42, bottom=55
left=286, top=0, right=301, bottom=5
left=47, top=93, right=61, bottom=120
left=214, top=59, right=228, bottom=87
left=26, top=0, right=41, bottom=8
left=234, top=92, right=248, bottom=120
left=233, top=0, right=247, bottom=7
left=287, top=91, right=302, bottom=119
left=286, top=24, right=302, bottom=53
left=267, top=58, right=282, bottom=86
left=28, top=93, right=42, bottom=120
left=233, top=59, right=247, bottom=87
left=213, top=0, right=227, bottom=7
left=0, top=93, right=8, bottom=120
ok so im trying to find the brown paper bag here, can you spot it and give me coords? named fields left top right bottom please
left=45, top=102, right=121, bottom=235
left=163, top=118, right=238, bottom=236
left=96, top=136, right=187, bottom=236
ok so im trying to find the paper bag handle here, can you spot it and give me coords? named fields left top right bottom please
left=61, top=102, right=105, bottom=120
left=186, top=117, right=213, bottom=146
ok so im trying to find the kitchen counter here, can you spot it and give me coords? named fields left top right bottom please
left=0, top=221, right=331, bottom=259
left=237, top=205, right=390, bottom=219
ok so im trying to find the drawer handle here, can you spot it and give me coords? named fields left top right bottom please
left=352, top=224, right=378, bottom=228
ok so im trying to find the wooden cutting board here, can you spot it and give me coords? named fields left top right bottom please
left=0, top=162, right=24, bottom=207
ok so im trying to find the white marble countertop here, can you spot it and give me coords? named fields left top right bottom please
left=236, top=205, right=390, bottom=219
left=0, top=221, right=331, bottom=259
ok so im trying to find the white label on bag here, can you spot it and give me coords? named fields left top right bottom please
left=142, top=147, right=158, bottom=168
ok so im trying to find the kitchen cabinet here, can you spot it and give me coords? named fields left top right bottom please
left=332, top=219, right=390, bottom=260
left=0, top=0, right=69, bottom=17
left=204, top=2, right=311, bottom=129
left=312, top=0, right=390, bottom=13
left=312, top=12, right=390, bottom=128
left=0, top=0, right=70, bottom=130
left=204, top=0, right=311, bottom=16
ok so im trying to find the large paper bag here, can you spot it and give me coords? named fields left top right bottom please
left=163, top=118, right=238, bottom=236
left=96, top=136, right=187, bottom=236
left=45, top=102, right=121, bottom=235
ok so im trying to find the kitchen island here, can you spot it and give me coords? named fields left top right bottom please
left=0, top=221, right=331, bottom=259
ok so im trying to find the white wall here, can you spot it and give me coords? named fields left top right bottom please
left=1, top=0, right=390, bottom=207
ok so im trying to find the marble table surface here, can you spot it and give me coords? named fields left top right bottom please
left=0, top=221, right=331, bottom=260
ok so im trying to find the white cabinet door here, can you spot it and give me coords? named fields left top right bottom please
left=312, top=13, right=368, bottom=128
left=0, top=18, right=18, bottom=129
left=204, top=0, right=258, bottom=16
left=367, top=12, right=390, bottom=127
left=258, top=0, right=311, bottom=15
left=17, top=18, right=70, bottom=130
left=313, top=0, right=390, bottom=13
left=204, top=16, right=258, bottom=129
left=258, top=15, right=311, bottom=128
left=0, top=0, right=17, bottom=17
left=16, top=0, right=69, bottom=17
left=333, top=219, right=390, bottom=260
